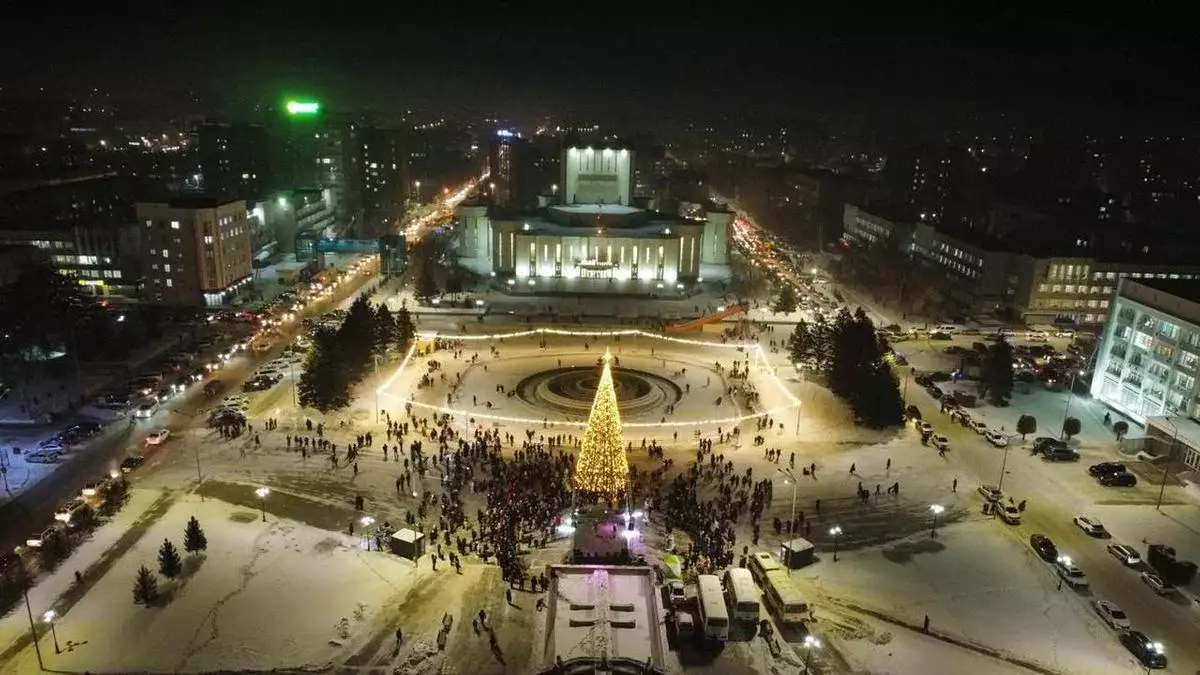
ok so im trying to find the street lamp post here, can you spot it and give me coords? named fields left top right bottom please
left=42, top=610, right=61, bottom=654
left=373, top=355, right=381, bottom=424
left=829, top=526, right=842, bottom=562
left=1156, top=420, right=1179, bottom=512
left=929, top=504, right=944, bottom=538
left=778, top=468, right=799, bottom=574
left=1060, top=369, right=1084, bottom=439
left=255, top=487, right=270, bottom=522
left=995, top=442, right=1012, bottom=493
left=289, top=361, right=298, bottom=408
left=802, top=634, right=820, bottom=673
left=22, top=586, right=44, bottom=670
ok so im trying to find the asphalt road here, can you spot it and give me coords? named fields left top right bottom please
left=0, top=262, right=381, bottom=557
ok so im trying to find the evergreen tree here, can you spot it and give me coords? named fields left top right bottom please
left=827, top=308, right=876, bottom=399
left=856, top=361, right=906, bottom=427
left=983, top=338, right=1015, bottom=404
left=809, top=313, right=834, bottom=372
left=788, top=320, right=815, bottom=367
left=132, top=565, right=159, bottom=606
left=415, top=264, right=440, bottom=303
left=183, top=516, right=208, bottom=554
left=395, top=307, right=416, bottom=351
left=298, top=328, right=353, bottom=412
left=158, top=539, right=182, bottom=579
left=1113, top=420, right=1129, bottom=440
left=772, top=285, right=798, bottom=314
left=338, top=297, right=376, bottom=377
left=1062, top=416, right=1082, bottom=439
left=373, top=304, right=396, bottom=355
left=1016, top=415, right=1037, bottom=440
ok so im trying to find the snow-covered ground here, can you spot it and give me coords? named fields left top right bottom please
left=2, top=496, right=420, bottom=674
left=800, top=520, right=1134, bottom=675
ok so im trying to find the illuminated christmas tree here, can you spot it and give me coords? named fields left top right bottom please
left=573, top=349, right=630, bottom=496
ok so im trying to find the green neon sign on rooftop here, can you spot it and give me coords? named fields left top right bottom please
left=286, top=100, right=321, bottom=115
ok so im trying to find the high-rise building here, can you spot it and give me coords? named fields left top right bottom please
left=196, top=122, right=269, bottom=202
left=267, top=102, right=363, bottom=231
left=359, top=126, right=407, bottom=236
left=135, top=196, right=253, bottom=306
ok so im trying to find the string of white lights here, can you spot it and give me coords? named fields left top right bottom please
left=377, top=329, right=801, bottom=428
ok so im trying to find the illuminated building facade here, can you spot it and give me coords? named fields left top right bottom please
left=458, top=143, right=731, bottom=292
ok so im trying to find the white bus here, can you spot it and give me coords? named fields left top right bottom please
left=723, top=568, right=760, bottom=622
left=762, top=569, right=811, bottom=624
left=695, top=574, right=730, bottom=640
left=748, top=551, right=783, bottom=585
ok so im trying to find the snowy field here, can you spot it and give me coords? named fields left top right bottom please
left=9, top=496, right=420, bottom=674
left=801, top=520, right=1136, bottom=675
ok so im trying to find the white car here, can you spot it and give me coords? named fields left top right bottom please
left=978, top=484, right=1004, bottom=502
left=1073, top=516, right=1108, bottom=537
left=1092, top=600, right=1131, bottom=630
left=1055, top=559, right=1089, bottom=588
left=1140, top=572, right=1175, bottom=595
left=1106, top=543, right=1141, bottom=566
left=984, top=430, right=1008, bottom=447
left=997, top=503, right=1022, bottom=525
left=222, top=396, right=249, bottom=409
left=931, top=435, right=950, bottom=450
left=24, top=450, right=62, bottom=464
left=968, top=419, right=988, bottom=434
left=145, top=429, right=170, bottom=446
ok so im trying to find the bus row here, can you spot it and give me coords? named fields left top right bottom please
left=692, top=553, right=811, bottom=641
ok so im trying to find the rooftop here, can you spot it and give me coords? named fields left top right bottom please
left=543, top=565, right=664, bottom=673
left=138, top=195, right=245, bottom=209
left=551, top=204, right=642, bottom=217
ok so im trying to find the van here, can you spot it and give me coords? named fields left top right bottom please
left=933, top=324, right=960, bottom=334
left=673, top=610, right=695, bottom=636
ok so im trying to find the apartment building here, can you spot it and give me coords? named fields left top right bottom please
left=135, top=196, right=253, bottom=307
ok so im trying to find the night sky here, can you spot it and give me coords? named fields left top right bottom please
left=2, top=5, right=1196, bottom=129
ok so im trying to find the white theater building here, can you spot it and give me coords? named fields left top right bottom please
left=457, top=144, right=731, bottom=293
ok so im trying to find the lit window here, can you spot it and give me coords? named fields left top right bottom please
left=166, top=278, right=173, bottom=287
left=164, top=264, right=171, bottom=273
left=204, top=236, right=214, bottom=245
left=162, top=249, right=169, bottom=258
left=170, top=221, right=180, bottom=230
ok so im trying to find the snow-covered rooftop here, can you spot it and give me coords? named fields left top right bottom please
left=543, top=565, right=664, bottom=670
left=551, top=204, right=643, bottom=217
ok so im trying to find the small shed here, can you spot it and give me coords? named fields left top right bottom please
left=388, top=528, right=426, bottom=560
left=780, top=538, right=815, bottom=569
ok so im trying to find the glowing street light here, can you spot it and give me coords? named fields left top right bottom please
left=1056, top=554, right=1071, bottom=590
left=929, top=504, right=945, bottom=538
left=360, top=516, right=376, bottom=550
left=828, top=525, right=843, bottom=562
left=255, top=487, right=270, bottom=522
left=802, top=634, right=821, bottom=673
left=42, top=610, right=61, bottom=654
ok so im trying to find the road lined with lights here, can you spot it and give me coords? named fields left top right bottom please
left=401, top=173, right=489, bottom=241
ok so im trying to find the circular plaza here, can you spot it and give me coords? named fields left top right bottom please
left=377, top=328, right=800, bottom=430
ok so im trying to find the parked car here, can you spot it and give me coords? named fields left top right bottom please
left=1140, top=572, right=1175, bottom=595
left=1106, top=544, right=1141, bottom=566
left=24, top=450, right=62, bottom=464
left=931, top=435, right=949, bottom=451
left=1099, top=472, right=1137, bottom=487
left=25, top=525, right=63, bottom=548
left=1092, top=600, right=1131, bottom=630
left=145, top=429, right=170, bottom=446
left=1073, top=516, right=1108, bottom=537
left=984, top=430, right=1008, bottom=447
left=1119, top=631, right=1167, bottom=670
left=1088, top=462, right=1127, bottom=477
left=1033, top=437, right=1067, bottom=454
left=1043, top=447, right=1080, bottom=462
left=1029, top=534, right=1057, bottom=562
left=134, top=400, right=158, bottom=418
left=968, top=419, right=988, bottom=434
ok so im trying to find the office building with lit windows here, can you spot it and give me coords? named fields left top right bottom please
left=135, top=196, right=253, bottom=306
left=1091, top=278, right=1200, bottom=470
left=457, top=143, right=731, bottom=293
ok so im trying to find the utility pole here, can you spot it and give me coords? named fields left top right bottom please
left=22, top=585, right=44, bottom=670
